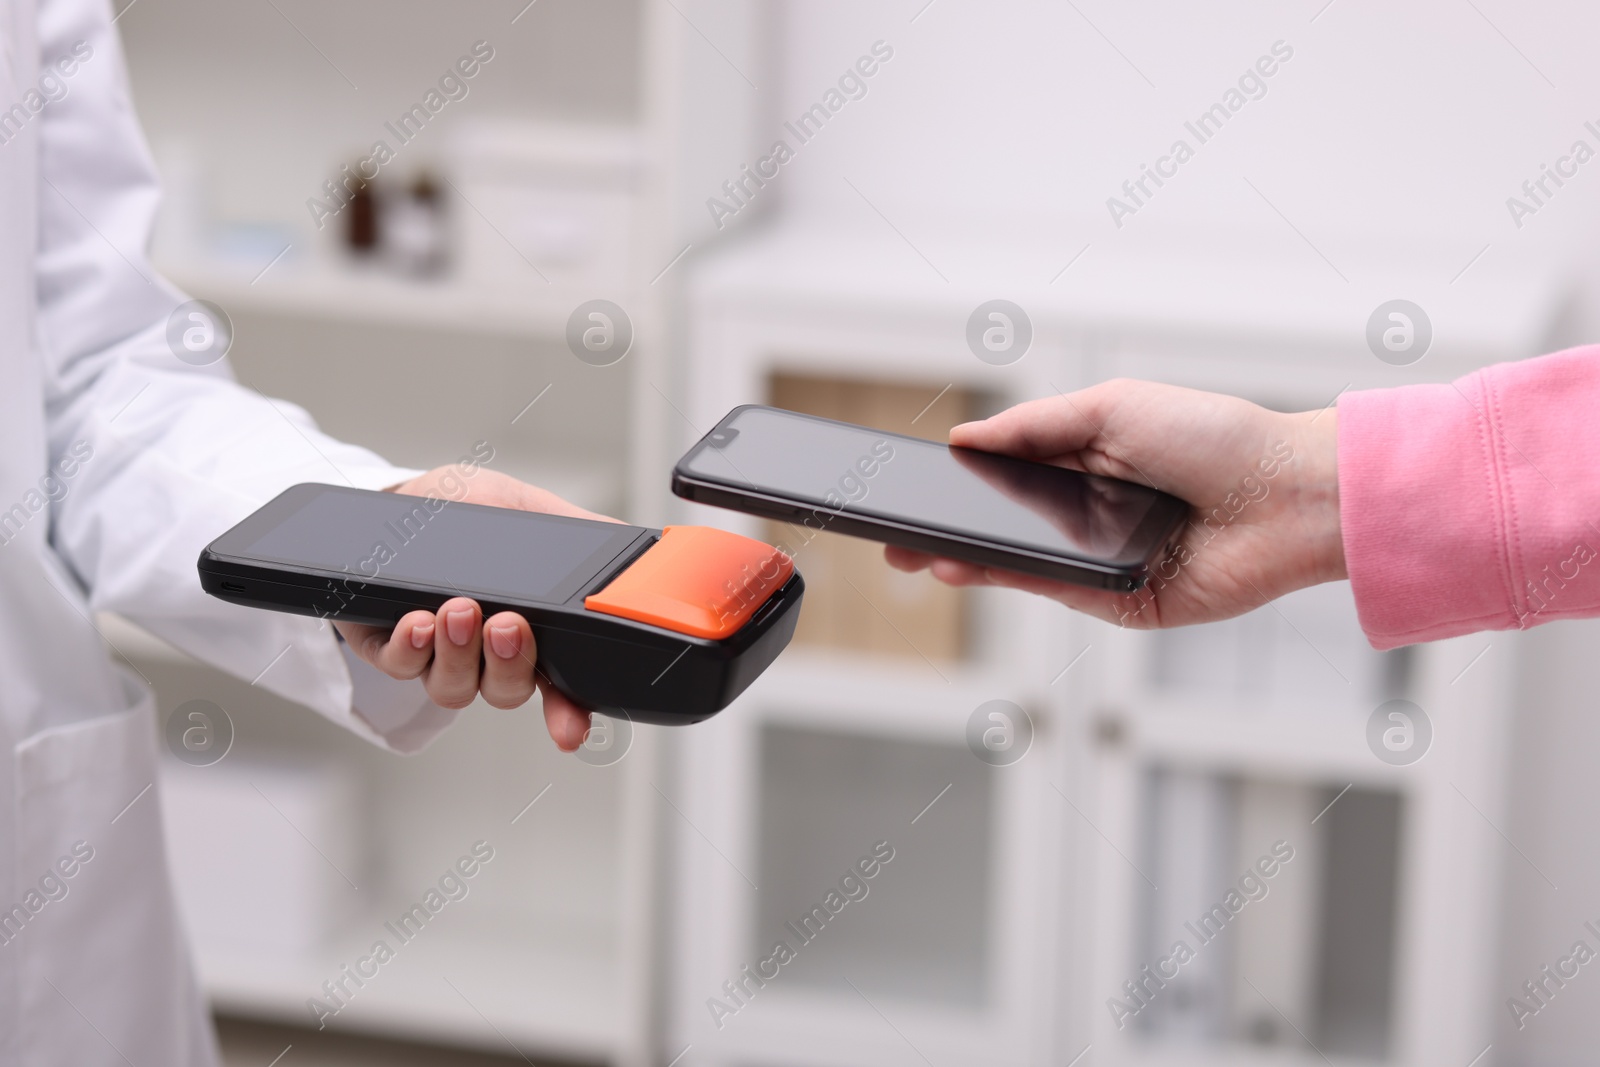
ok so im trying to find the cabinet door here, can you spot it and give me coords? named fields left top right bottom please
left=1079, top=336, right=1513, bottom=1067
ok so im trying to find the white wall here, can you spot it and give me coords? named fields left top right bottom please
left=726, top=0, right=1600, bottom=307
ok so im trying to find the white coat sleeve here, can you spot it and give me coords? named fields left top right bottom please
left=33, top=0, right=454, bottom=752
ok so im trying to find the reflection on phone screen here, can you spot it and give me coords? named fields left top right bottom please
left=681, top=407, right=1162, bottom=562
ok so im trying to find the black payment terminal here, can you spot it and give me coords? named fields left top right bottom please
left=197, top=483, right=803, bottom=725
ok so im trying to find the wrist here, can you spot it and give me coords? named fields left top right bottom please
left=1286, top=406, right=1346, bottom=585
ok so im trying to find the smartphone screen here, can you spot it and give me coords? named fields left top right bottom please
left=677, top=406, right=1173, bottom=566
left=230, top=487, right=642, bottom=604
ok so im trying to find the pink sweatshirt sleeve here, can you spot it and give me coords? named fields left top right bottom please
left=1338, top=345, right=1600, bottom=649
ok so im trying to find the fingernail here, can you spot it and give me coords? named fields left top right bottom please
left=446, top=608, right=474, bottom=646
left=488, top=624, right=520, bottom=660
left=410, top=621, right=434, bottom=650
left=568, top=717, right=590, bottom=751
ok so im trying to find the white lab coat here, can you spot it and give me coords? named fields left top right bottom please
left=0, top=1, right=459, bottom=1063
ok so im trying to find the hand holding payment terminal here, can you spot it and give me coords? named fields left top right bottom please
left=198, top=484, right=803, bottom=724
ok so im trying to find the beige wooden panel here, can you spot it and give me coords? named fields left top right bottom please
left=765, top=372, right=973, bottom=661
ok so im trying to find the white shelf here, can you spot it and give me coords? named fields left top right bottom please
left=161, top=257, right=622, bottom=341
left=746, top=647, right=1048, bottom=742
left=199, top=911, right=616, bottom=1061
left=112, top=1, right=734, bottom=1065
left=691, top=224, right=1565, bottom=369
left=1105, top=1043, right=1380, bottom=1067
left=1120, top=693, right=1412, bottom=788
left=699, top=986, right=998, bottom=1067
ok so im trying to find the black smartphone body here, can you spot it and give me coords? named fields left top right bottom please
left=671, top=405, right=1189, bottom=592
left=198, top=484, right=803, bottom=724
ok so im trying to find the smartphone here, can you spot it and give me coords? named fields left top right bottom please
left=198, top=484, right=803, bottom=724
left=671, top=405, right=1189, bottom=592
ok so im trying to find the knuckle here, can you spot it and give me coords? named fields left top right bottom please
left=360, top=632, right=389, bottom=662
left=426, top=671, right=480, bottom=710
left=431, top=690, right=477, bottom=711
left=484, top=690, right=531, bottom=710
left=388, top=662, right=429, bottom=682
left=480, top=661, right=536, bottom=710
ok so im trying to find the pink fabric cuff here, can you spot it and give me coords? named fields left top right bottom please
left=1338, top=346, right=1600, bottom=649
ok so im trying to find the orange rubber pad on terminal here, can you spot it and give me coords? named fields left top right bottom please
left=583, top=525, right=794, bottom=640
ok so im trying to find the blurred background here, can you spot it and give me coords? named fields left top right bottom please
left=104, top=1, right=1600, bottom=1065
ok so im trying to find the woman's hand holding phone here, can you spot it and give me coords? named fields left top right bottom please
left=885, top=379, right=1346, bottom=628
left=333, top=467, right=616, bottom=752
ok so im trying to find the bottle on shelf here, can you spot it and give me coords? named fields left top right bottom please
left=343, top=162, right=379, bottom=257
left=385, top=170, right=449, bottom=278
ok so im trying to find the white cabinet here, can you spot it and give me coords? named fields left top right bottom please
left=666, top=223, right=1561, bottom=1067
left=113, top=2, right=766, bottom=1064
left=664, top=236, right=1076, bottom=1066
